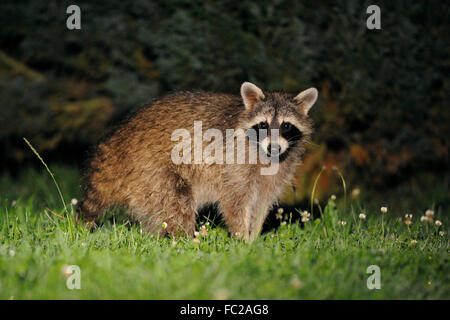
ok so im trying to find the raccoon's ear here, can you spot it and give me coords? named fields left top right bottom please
left=293, top=88, right=318, bottom=115
left=240, top=82, right=265, bottom=110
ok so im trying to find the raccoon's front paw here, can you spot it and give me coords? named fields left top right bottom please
left=232, top=231, right=250, bottom=242
left=80, top=220, right=98, bottom=231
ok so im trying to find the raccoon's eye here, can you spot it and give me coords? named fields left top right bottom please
left=258, top=122, right=269, bottom=130
left=281, top=122, right=303, bottom=142
left=282, top=122, right=292, bottom=131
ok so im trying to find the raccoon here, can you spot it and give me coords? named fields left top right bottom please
left=78, top=82, right=318, bottom=241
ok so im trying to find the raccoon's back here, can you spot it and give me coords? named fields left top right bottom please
left=95, top=92, right=244, bottom=167
left=135, top=92, right=244, bottom=132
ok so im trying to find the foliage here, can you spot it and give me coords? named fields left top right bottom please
left=0, top=0, right=448, bottom=197
left=0, top=167, right=448, bottom=299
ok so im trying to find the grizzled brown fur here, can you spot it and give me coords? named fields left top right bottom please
left=78, top=82, right=318, bottom=241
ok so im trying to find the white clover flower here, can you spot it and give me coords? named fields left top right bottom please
left=281, top=221, right=287, bottom=226
left=9, top=250, right=15, bottom=257
left=71, top=198, right=78, bottom=206
left=359, top=213, right=366, bottom=220
left=205, top=222, right=210, bottom=226
left=60, top=265, right=72, bottom=277
left=11, top=200, right=17, bottom=207
left=420, top=215, right=428, bottom=223
left=276, top=208, right=284, bottom=220
left=404, top=214, right=413, bottom=226
left=192, top=238, right=200, bottom=244
left=171, top=241, right=177, bottom=247
left=439, top=231, right=445, bottom=237
left=411, top=240, right=418, bottom=246
left=425, top=210, right=434, bottom=217
left=194, top=231, right=200, bottom=237
left=290, top=275, right=303, bottom=289
left=339, top=220, right=347, bottom=226
left=435, top=220, right=442, bottom=227
left=300, top=210, right=311, bottom=223
left=213, top=288, right=230, bottom=300
left=331, top=194, right=336, bottom=201
left=200, top=230, right=208, bottom=237
left=351, top=188, right=360, bottom=198
left=380, top=207, right=388, bottom=214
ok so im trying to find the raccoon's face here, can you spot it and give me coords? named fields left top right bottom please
left=240, top=82, right=318, bottom=163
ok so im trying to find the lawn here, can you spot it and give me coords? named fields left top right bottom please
left=0, top=165, right=448, bottom=299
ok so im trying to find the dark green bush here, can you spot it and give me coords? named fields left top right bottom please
left=0, top=0, right=448, bottom=193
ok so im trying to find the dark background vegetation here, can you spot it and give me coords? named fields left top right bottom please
left=0, top=0, right=448, bottom=211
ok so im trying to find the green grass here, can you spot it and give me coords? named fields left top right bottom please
left=0, top=166, right=448, bottom=299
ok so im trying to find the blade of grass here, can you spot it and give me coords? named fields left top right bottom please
left=333, top=166, right=347, bottom=211
left=46, top=207, right=64, bottom=219
left=23, top=137, right=68, bottom=213
left=310, top=166, right=326, bottom=217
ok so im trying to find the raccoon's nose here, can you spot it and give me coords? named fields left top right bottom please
left=267, top=144, right=281, bottom=156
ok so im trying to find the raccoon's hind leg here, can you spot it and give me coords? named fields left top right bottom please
left=76, top=198, right=106, bottom=229
left=76, top=183, right=111, bottom=229
left=138, top=196, right=197, bottom=237
left=134, top=172, right=197, bottom=237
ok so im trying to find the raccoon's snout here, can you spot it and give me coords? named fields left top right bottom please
left=267, top=143, right=281, bottom=157
left=260, top=136, right=289, bottom=159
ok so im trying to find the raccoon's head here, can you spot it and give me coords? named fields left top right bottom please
left=240, top=82, right=318, bottom=163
